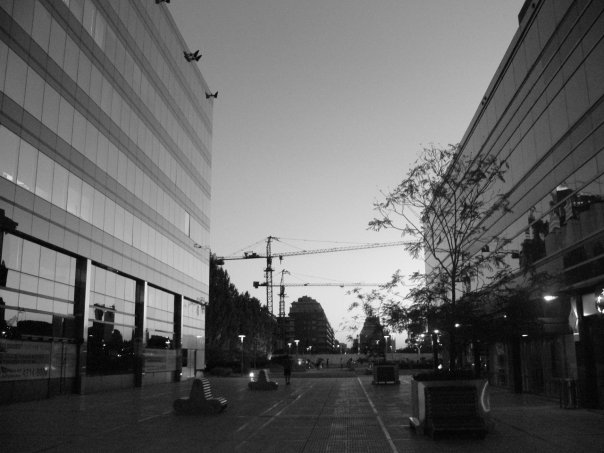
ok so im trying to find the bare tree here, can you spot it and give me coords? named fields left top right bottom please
left=366, top=144, right=512, bottom=370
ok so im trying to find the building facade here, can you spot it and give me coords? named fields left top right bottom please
left=287, top=296, right=335, bottom=354
left=449, top=0, right=604, bottom=407
left=0, top=0, right=212, bottom=403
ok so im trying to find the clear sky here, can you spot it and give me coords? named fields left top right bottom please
left=169, top=0, right=526, bottom=346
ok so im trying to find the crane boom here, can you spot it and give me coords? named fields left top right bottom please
left=254, top=281, right=381, bottom=288
left=217, top=240, right=404, bottom=262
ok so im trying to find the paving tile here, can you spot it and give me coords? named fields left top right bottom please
left=1, top=371, right=604, bottom=452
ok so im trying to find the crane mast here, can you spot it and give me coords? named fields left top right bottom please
left=264, top=236, right=275, bottom=315
left=278, top=270, right=289, bottom=319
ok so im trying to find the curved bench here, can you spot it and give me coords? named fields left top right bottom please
left=174, top=377, right=228, bottom=414
left=248, top=369, right=278, bottom=390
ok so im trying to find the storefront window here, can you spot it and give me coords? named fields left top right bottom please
left=146, top=287, right=174, bottom=349
left=86, top=266, right=136, bottom=375
left=0, top=235, right=76, bottom=341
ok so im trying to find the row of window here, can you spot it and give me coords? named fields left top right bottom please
left=0, top=124, right=206, bottom=282
left=465, top=6, right=604, bottom=225
left=455, top=1, right=604, bottom=283
left=8, top=0, right=212, bottom=171
left=59, top=0, right=212, bottom=182
left=0, top=38, right=210, bottom=241
left=1, top=234, right=76, bottom=319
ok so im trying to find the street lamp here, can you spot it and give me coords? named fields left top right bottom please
left=384, top=335, right=390, bottom=362
left=287, top=342, right=292, bottom=355
left=238, top=334, right=246, bottom=376
left=431, top=330, right=439, bottom=371
left=294, top=339, right=299, bottom=364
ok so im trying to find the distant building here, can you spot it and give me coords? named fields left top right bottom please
left=432, top=0, right=604, bottom=408
left=287, top=296, right=335, bottom=354
left=0, top=1, right=212, bottom=403
left=356, top=316, right=387, bottom=355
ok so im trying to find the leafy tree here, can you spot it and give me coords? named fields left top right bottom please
left=207, top=255, right=275, bottom=368
left=363, top=144, right=511, bottom=370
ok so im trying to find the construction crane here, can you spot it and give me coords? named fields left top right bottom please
left=216, top=237, right=404, bottom=315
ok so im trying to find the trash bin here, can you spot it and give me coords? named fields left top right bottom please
left=559, top=378, right=578, bottom=409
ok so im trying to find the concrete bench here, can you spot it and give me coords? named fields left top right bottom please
left=248, top=369, right=278, bottom=390
left=424, top=386, right=486, bottom=438
left=173, top=376, right=228, bottom=414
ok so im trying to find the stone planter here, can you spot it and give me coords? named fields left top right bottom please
left=409, top=377, right=491, bottom=437
left=372, top=364, right=400, bottom=385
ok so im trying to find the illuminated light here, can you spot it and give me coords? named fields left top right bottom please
left=521, top=334, right=528, bottom=337
left=543, top=295, right=558, bottom=302
left=437, top=364, right=443, bottom=370
left=454, top=323, right=461, bottom=328
left=433, top=329, right=440, bottom=334
left=480, top=382, right=491, bottom=413
left=597, top=292, right=604, bottom=314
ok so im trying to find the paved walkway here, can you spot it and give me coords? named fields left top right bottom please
left=1, top=370, right=603, bottom=452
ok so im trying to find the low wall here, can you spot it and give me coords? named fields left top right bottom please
left=298, top=353, right=433, bottom=367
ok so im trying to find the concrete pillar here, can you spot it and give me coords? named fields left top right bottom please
left=174, top=294, right=183, bottom=382
left=74, top=258, right=91, bottom=394
left=134, top=281, right=147, bottom=387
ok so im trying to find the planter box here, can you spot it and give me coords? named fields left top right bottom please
left=372, top=364, right=400, bottom=385
left=409, top=378, right=491, bottom=437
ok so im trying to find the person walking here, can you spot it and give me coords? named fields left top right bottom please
left=283, top=355, right=292, bottom=385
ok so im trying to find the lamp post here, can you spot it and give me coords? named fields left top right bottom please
left=418, top=334, right=425, bottom=361
left=287, top=342, right=292, bottom=355
left=431, top=330, right=439, bottom=371
left=384, top=335, right=390, bottom=362
left=294, top=339, right=299, bottom=365
left=238, top=334, right=246, bottom=376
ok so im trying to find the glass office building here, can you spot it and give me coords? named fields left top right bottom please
left=448, top=0, right=604, bottom=407
left=0, top=0, right=212, bottom=403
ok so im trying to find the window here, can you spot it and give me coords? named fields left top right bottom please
left=63, top=36, right=79, bottom=81
left=86, top=266, right=136, bottom=375
left=48, top=18, right=67, bottom=67
left=71, top=110, right=86, bottom=153
left=184, top=211, right=190, bottom=237
left=35, top=152, right=53, bottom=201
left=17, top=139, right=38, bottom=192
left=24, top=67, right=45, bottom=120
left=41, top=83, right=60, bottom=133
left=80, top=181, right=94, bottom=222
left=4, top=50, right=27, bottom=104
left=67, top=173, right=82, bottom=216
left=146, top=287, right=175, bottom=349
left=0, top=125, right=19, bottom=181
left=57, top=96, right=75, bottom=143
left=51, top=164, right=68, bottom=210
left=31, top=1, right=51, bottom=52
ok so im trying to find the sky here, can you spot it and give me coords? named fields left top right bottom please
left=169, top=0, right=526, bottom=346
